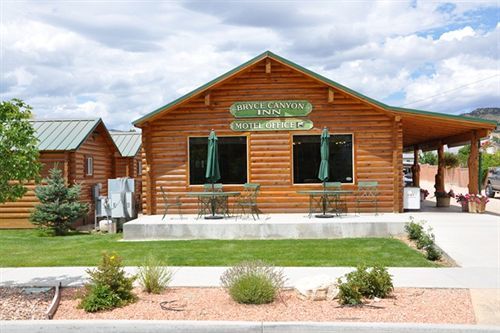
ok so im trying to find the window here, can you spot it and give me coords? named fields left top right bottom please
left=293, top=134, right=353, bottom=183
left=84, top=156, right=93, bottom=176
left=137, top=160, right=142, bottom=176
left=189, top=136, right=247, bottom=185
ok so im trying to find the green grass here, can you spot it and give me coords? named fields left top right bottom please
left=0, top=230, right=437, bottom=267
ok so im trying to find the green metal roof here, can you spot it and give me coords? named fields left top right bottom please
left=133, top=51, right=498, bottom=128
left=109, top=131, right=142, bottom=157
left=31, top=119, right=102, bottom=151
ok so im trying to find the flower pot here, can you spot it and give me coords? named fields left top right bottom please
left=461, top=204, right=468, bottom=212
left=468, top=201, right=477, bottom=213
left=477, top=202, right=486, bottom=214
left=436, top=197, right=450, bottom=207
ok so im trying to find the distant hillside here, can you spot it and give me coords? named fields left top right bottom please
left=461, top=108, right=500, bottom=132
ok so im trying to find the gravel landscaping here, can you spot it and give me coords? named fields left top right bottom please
left=54, top=287, right=475, bottom=324
left=0, top=287, right=54, bottom=320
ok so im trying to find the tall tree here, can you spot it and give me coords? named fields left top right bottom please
left=0, top=99, right=41, bottom=203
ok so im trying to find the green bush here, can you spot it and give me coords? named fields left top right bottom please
left=79, top=284, right=122, bottom=312
left=337, top=265, right=393, bottom=305
left=138, top=255, right=173, bottom=294
left=337, top=278, right=363, bottom=305
left=425, top=244, right=442, bottom=261
left=220, top=260, right=285, bottom=305
left=416, top=229, right=435, bottom=250
left=79, top=252, right=136, bottom=312
left=404, top=219, right=424, bottom=241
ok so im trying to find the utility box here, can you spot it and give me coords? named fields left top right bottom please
left=110, top=192, right=135, bottom=219
left=404, top=187, right=421, bottom=210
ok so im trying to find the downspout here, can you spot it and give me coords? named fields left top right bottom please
left=478, top=140, right=482, bottom=193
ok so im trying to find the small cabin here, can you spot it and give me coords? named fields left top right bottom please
left=0, top=118, right=120, bottom=228
left=110, top=130, right=143, bottom=209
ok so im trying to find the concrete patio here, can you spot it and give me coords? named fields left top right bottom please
left=123, top=213, right=409, bottom=241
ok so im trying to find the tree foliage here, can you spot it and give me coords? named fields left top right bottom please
left=457, top=145, right=470, bottom=168
left=30, top=168, right=88, bottom=236
left=0, top=99, right=41, bottom=203
left=443, top=152, right=459, bottom=168
left=419, top=151, right=437, bottom=165
left=482, top=152, right=500, bottom=184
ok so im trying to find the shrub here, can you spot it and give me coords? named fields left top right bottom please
left=416, top=229, right=435, bottom=250
left=138, top=255, right=173, bottom=294
left=79, top=252, right=136, bottom=312
left=220, top=260, right=285, bottom=305
left=337, top=278, right=363, bottom=305
left=79, top=284, right=122, bottom=312
left=404, top=218, right=424, bottom=241
left=425, top=244, right=442, bottom=261
left=337, top=265, right=393, bottom=305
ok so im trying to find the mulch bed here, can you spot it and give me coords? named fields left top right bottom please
left=0, top=287, right=54, bottom=320
left=53, top=287, right=475, bottom=324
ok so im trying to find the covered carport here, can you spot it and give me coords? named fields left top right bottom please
left=395, top=107, right=497, bottom=195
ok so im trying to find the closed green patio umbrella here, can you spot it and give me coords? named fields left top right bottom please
left=205, top=129, right=221, bottom=185
left=205, top=129, right=222, bottom=219
left=318, top=127, right=330, bottom=185
left=317, top=127, right=332, bottom=218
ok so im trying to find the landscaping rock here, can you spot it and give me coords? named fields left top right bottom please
left=293, top=274, right=339, bottom=301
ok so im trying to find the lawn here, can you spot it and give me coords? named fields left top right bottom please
left=0, top=230, right=437, bottom=267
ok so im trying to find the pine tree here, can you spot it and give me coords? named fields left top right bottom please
left=30, top=167, right=89, bottom=236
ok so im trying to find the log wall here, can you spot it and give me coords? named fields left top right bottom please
left=142, top=59, right=403, bottom=214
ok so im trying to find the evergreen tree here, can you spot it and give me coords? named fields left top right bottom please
left=30, top=167, right=88, bottom=236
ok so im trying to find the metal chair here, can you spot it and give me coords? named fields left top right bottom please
left=236, top=183, right=260, bottom=220
left=325, top=182, right=347, bottom=216
left=160, top=186, right=182, bottom=220
left=202, top=183, right=229, bottom=218
left=355, top=181, right=379, bottom=215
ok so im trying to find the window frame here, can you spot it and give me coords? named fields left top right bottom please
left=186, top=134, right=250, bottom=187
left=84, top=155, right=94, bottom=177
left=291, top=132, right=355, bottom=185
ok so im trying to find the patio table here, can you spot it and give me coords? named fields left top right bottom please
left=186, top=191, right=241, bottom=219
left=296, top=190, right=353, bottom=218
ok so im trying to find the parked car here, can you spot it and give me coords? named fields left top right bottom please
left=403, top=165, right=413, bottom=187
left=485, top=167, right=500, bottom=198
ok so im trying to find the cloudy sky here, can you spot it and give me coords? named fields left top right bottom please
left=1, top=0, right=499, bottom=130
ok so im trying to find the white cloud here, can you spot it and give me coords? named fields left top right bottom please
left=0, top=0, right=498, bottom=130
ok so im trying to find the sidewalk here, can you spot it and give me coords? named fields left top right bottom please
left=1, top=266, right=499, bottom=289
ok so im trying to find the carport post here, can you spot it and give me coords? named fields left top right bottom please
left=468, top=130, right=479, bottom=195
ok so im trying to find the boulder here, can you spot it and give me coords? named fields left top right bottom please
left=293, top=274, right=339, bottom=301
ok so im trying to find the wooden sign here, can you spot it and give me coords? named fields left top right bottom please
left=230, top=118, right=313, bottom=131
left=230, top=100, right=312, bottom=118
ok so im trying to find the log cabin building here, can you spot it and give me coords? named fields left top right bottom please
left=133, top=51, right=497, bottom=216
left=0, top=118, right=120, bottom=228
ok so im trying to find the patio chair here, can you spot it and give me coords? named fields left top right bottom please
left=160, top=186, right=182, bottom=220
left=355, top=181, right=379, bottom=215
left=236, top=183, right=260, bottom=220
left=325, top=182, right=347, bottom=216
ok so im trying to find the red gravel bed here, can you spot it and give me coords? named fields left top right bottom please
left=54, top=287, right=475, bottom=324
left=0, top=287, right=54, bottom=320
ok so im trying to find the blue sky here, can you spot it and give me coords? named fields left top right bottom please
left=1, top=0, right=499, bottom=130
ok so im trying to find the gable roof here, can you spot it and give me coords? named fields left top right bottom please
left=31, top=118, right=102, bottom=151
left=133, top=51, right=498, bottom=130
left=109, top=131, right=142, bottom=157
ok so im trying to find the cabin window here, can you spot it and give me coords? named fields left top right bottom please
left=137, top=160, right=142, bottom=176
left=189, top=136, right=247, bottom=185
left=84, top=155, right=93, bottom=176
left=293, top=134, right=353, bottom=184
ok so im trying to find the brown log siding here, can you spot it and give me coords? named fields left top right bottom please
left=142, top=59, right=403, bottom=214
